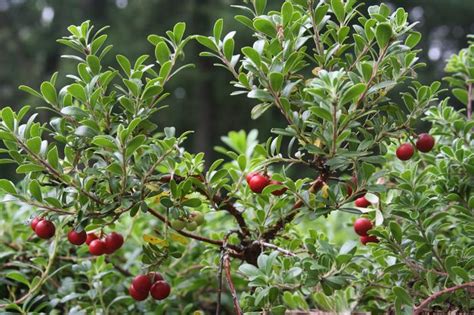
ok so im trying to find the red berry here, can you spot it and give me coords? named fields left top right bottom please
left=353, top=218, right=373, bottom=236
left=89, top=239, right=107, bottom=255
left=360, top=235, right=379, bottom=245
left=68, top=230, right=87, bottom=245
left=104, top=232, right=124, bottom=254
left=396, top=143, right=414, bottom=161
left=149, top=272, right=164, bottom=282
left=248, top=174, right=270, bottom=193
left=86, top=233, right=98, bottom=245
left=345, top=175, right=357, bottom=196
left=34, top=220, right=55, bottom=239
left=30, top=217, right=42, bottom=231
left=150, top=281, right=171, bottom=300
left=245, top=172, right=257, bottom=184
left=355, top=196, right=371, bottom=208
left=132, top=275, right=152, bottom=294
left=416, top=133, right=435, bottom=153
left=270, top=180, right=287, bottom=196
left=129, top=284, right=148, bottom=301
left=346, top=184, right=353, bottom=196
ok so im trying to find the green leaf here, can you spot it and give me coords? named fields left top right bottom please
left=248, top=89, right=272, bottom=101
left=341, top=83, right=366, bottom=105
left=68, top=84, right=87, bottom=102
left=40, top=82, right=57, bottom=105
left=392, top=286, right=413, bottom=305
left=311, top=107, right=332, bottom=122
left=239, top=263, right=261, bottom=277
left=364, top=192, right=379, bottom=204
left=1, top=107, right=15, bottom=130
left=91, top=34, right=108, bottom=54
left=60, top=106, right=88, bottom=119
left=74, top=125, right=97, bottom=138
left=92, top=135, right=117, bottom=149
left=26, top=137, right=42, bottom=155
left=123, top=79, right=140, bottom=97
left=19, top=85, right=42, bottom=98
left=361, top=62, right=373, bottom=82
left=331, top=0, right=345, bottom=23
left=251, top=103, right=272, bottom=120
left=235, top=15, right=254, bottom=30
left=242, top=47, right=261, bottom=67
left=375, top=23, right=392, bottom=48
left=182, top=198, right=202, bottom=208
left=0, top=179, right=16, bottom=194
left=155, top=42, right=171, bottom=65
left=389, top=221, right=402, bottom=243
left=314, top=4, right=329, bottom=24
left=195, top=36, right=218, bottom=52
left=47, top=146, right=59, bottom=169
left=253, top=18, right=276, bottom=37
left=452, top=88, right=468, bottom=105
left=116, top=55, right=131, bottom=76
left=7, top=272, right=30, bottom=287
left=451, top=266, right=470, bottom=282
left=223, top=38, right=235, bottom=61
left=86, top=55, right=101, bottom=74
left=281, top=1, right=294, bottom=26
left=172, top=22, right=186, bottom=43
left=213, top=19, right=223, bottom=41
left=29, top=180, right=43, bottom=202
left=405, top=32, right=421, bottom=48
left=254, top=0, right=267, bottom=15
left=16, top=164, right=44, bottom=173
left=269, top=72, right=284, bottom=91
left=126, top=135, right=146, bottom=157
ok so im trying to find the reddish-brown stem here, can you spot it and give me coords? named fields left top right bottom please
left=15, top=138, right=104, bottom=205
left=147, top=207, right=227, bottom=248
left=159, top=174, right=250, bottom=238
left=261, top=174, right=328, bottom=241
left=216, top=250, right=225, bottom=315
left=413, top=281, right=474, bottom=314
left=224, top=254, right=242, bottom=315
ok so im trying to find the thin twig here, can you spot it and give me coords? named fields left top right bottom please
left=16, top=138, right=104, bottom=205
left=308, top=0, right=324, bottom=56
left=254, top=240, right=297, bottom=257
left=354, top=43, right=389, bottom=109
left=216, top=250, right=225, bottom=315
left=467, top=83, right=472, bottom=119
left=413, top=281, right=474, bottom=314
left=159, top=174, right=250, bottom=239
left=224, top=253, right=242, bottom=315
left=0, top=231, right=59, bottom=307
left=147, top=207, right=226, bottom=247
left=261, top=173, right=329, bottom=241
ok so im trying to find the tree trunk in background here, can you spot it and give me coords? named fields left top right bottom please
left=190, top=0, right=217, bottom=164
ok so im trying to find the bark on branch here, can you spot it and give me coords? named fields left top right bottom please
left=413, top=281, right=474, bottom=314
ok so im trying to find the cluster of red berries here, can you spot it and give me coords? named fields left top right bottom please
left=246, top=172, right=287, bottom=196
left=129, top=272, right=171, bottom=301
left=396, top=133, right=435, bottom=161
left=353, top=217, right=378, bottom=245
left=30, top=217, right=123, bottom=255
left=31, top=217, right=56, bottom=239
left=83, top=232, right=124, bottom=256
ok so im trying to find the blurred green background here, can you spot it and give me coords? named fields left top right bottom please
left=0, top=0, right=473, bottom=181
